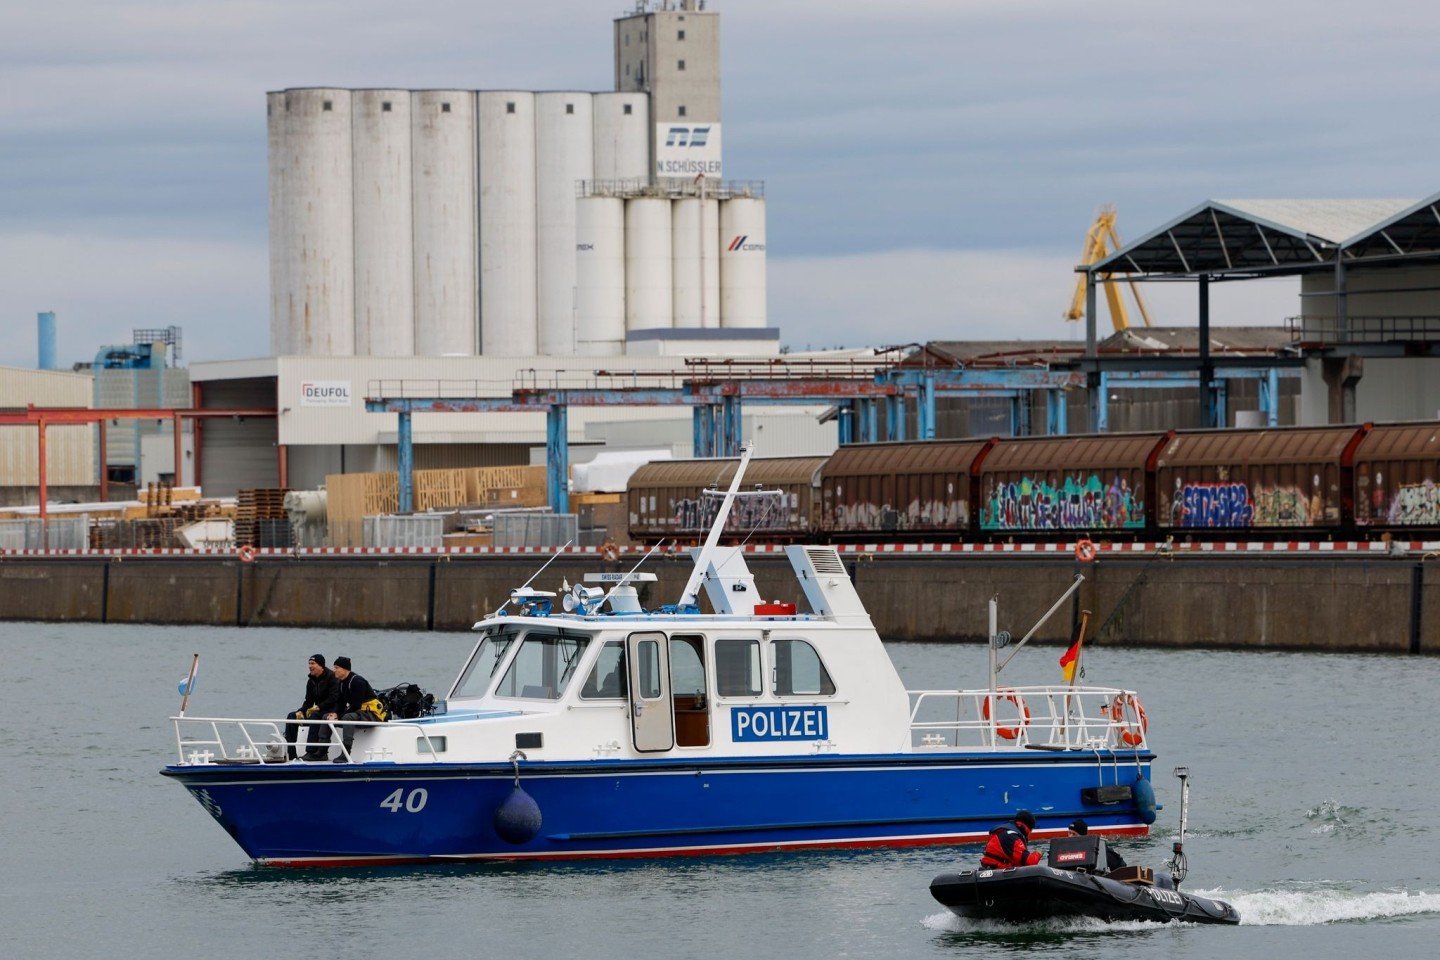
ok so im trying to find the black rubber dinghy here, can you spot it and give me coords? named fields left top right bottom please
left=929, top=836, right=1240, bottom=925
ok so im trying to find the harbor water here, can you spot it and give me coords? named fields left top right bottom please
left=3, top=620, right=1439, bottom=959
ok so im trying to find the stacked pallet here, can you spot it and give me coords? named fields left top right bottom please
left=90, top=517, right=182, bottom=550
left=326, top=472, right=397, bottom=548
left=466, top=465, right=548, bottom=508
left=414, top=469, right=467, bottom=512
left=323, top=466, right=549, bottom=547
left=234, top=488, right=289, bottom=547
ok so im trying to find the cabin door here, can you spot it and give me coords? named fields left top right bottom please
left=626, top=631, right=674, bottom=752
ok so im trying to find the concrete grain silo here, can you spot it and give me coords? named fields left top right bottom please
left=411, top=90, right=477, bottom=355
left=351, top=89, right=414, bottom=356
left=535, top=92, right=593, bottom=356
left=268, top=88, right=356, bottom=356
left=478, top=91, right=538, bottom=355
left=719, top=196, right=767, bottom=328
left=593, top=92, right=650, bottom=183
left=672, top=196, right=720, bottom=329
left=575, top=194, right=626, bottom=355
left=625, top=196, right=673, bottom=332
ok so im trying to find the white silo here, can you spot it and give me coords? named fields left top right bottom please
left=671, top=196, right=720, bottom=329
left=411, top=90, right=478, bottom=355
left=625, top=197, right=673, bottom=332
left=478, top=91, right=538, bottom=356
left=352, top=90, right=414, bottom=356
left=575, top=194, right=626, bottom=355
left=593, top=92, right=650, bottom=183
left=719, top=197, right=768, bottom=328
left=268, top=88, right=356, bottom=356
left=535, top=92, right=594, bottom=356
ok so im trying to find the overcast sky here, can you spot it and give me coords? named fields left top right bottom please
left=3, top=0, right=1437, bottom=369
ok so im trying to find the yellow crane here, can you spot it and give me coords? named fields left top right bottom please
left=1065, top=205, right=1153, bottom=331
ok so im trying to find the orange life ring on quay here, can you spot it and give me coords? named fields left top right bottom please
left=982, top=690, right=1032, bottom=741
left=237, top=545, right=257, bottom=564
left=1106, top=693, right=1148, bottom=746
left=1075, top=539, right=1098, bottom=563
left=600, top=541, right=620, bottom=563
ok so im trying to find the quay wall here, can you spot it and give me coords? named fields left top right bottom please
left=0, top=553, right=1436, bottom=654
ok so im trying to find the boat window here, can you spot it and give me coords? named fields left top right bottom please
left=634, top=638, right=662, bottom=699
left=494, top=633, right=590, bottom=701
left=670, top=634, right=707, bottom=699
left=715, top=638, right=762, bottom=696
left=579, top=641, right=628, bottom=700
left=773, top=638, right=836, bottom=697
left=671, top=634, right=710, bottom=747
left=451, top=631, right=518, bottom=699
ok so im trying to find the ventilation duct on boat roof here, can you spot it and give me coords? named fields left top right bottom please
left=786, top=546, right=870, bottom=624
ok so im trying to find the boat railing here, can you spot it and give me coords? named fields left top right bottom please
left=907, top=686, right=1149, bottom=751
left=169, top=715, right=445, bottom=765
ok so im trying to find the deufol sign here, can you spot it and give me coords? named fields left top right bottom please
left=300, top=381, right=352, bottom=407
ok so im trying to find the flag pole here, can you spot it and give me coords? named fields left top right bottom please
left=1061, top=610, right=1090, bottom=742
left=180, top=653, right=199, bottom=716
left=1067, top=609, right=1090, bottom=693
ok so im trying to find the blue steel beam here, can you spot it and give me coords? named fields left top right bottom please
left=547, top=404, right=568, bottom=513
left=397, top=411, right=414, bottom=513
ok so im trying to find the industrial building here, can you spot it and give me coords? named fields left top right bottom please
left=267, top=0, right=766, bottom=360
left=1079, top=196, right=1440, bottom=426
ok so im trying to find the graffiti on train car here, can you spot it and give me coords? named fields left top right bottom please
left=1385, top=480, right=1440, bottom=525
left=981, top=474, right=1142, bottom=531
left=1168, top=480, right=1325, bottom=528
left=670, top=490, right=791, bottom=533
left=832, top=499, right=969, bottom=533
left=1173, top=482, right=1254, bottom=527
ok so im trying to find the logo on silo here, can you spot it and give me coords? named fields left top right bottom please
left=664, top=126, right=711, bottom=147
left=656, top=122, right=722, bottom=177
left=728, top=236, right=765, bottom=253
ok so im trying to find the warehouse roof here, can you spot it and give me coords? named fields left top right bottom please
left=1339, top=190, right=1440, bottom=260
left=1090, top=198, right=1415, bottom=278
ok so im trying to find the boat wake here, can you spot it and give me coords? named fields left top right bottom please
left=1224, top=886, right=1440, bottom=925
left=922, top=886, right=1440, bottom=931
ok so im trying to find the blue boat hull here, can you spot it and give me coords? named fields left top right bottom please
left=161, top=751, right=1154, bottom=865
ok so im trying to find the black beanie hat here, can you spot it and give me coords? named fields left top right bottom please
left=1069, top=819, right=1088, bottom=835
left=334, top=656, right=352, bottom=670
left=308, top=654, right=325, bottom=668
left=1015, top=809, right=1036, bottom=831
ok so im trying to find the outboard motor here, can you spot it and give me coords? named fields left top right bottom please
left=1048, top=834, right=1110, bottom=873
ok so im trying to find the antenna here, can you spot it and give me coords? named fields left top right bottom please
left=485, top=540, right=573, bottom=619
left=1167, top=766, right=1191, bottom=887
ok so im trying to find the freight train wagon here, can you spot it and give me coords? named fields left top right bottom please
left=623, top=422, right=1440, bottom=545
left=626, top=456, right=828, bottom=545
left=821, top=439, right=995, bottom=542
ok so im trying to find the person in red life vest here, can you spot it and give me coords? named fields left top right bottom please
left=980, top=809, right=1043, bottom=869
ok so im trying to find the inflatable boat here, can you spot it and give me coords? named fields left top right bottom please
left=930, top=769, right=1239, bottom=925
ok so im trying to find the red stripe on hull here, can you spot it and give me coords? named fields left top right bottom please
left=259, top=824, right=1152, bottom=868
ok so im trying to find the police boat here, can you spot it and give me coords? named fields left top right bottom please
left=929, top=768, right=1240, bottom=925
left=163, top=444, right=1164, bottom=867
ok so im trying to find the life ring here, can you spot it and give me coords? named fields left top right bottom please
left=1075, top=539, right=1098, bottom=563
left=1107, top=693, right=1148, bottom=746
left=600, top=540, right=620, bottom=563
left=237, top=545, right=257, bottom=564
left=982, top=690, right=1031, bottom=741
